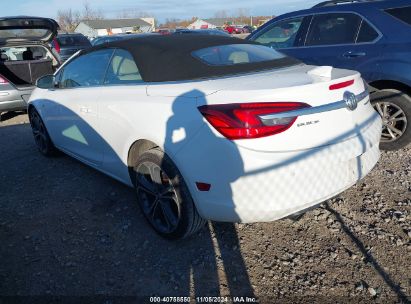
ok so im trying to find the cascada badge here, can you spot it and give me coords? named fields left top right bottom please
left=344, top=91, right=358, bottom=111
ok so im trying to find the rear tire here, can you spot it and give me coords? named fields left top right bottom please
left=133, top=148, right=206, bottom=240
left=371, top=89, right=411, bottom=151
left=28, top=107, right=57, bottom=156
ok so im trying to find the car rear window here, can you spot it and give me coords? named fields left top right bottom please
left=385, top=6, right=411, bottom=26
left=356, top=21, right=379, bottom=43
left=57, top=35, right=91, bottom=47
left=305, top=13, right=362, bottom=46
left=0, top=29, right=49, bottom=40
left=192, top=44, right=286, bottom=66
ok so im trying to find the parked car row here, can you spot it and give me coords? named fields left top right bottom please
left=224, top=25, right=249, bottom=34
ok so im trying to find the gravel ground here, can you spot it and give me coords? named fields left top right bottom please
left=0, top=112, right=410, bottom=303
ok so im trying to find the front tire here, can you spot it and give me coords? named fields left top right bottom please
left=371, top=89, right=411, bottom=151
left=133, top=148, right=206, bottom=240
left=28, top=107, right=56, bottom=156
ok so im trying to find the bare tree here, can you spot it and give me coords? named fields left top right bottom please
left=236, top=8, right=250, bottom=24
left=159, top=17, right=197, bottom=29
left=57, top=8, right=81, bottom=32
left=56, top=1, right=104, bottom=32
left=82, top=0, right=104, bottom=20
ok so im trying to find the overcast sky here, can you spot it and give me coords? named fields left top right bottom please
left=8, top=0, right=322, bottom=22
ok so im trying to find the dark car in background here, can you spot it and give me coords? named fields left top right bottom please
left=91, top=35, right=126, bottom=46
left=248, top=0, right=411, bottom=150
left=242, top=25, right=255, bottom=34
left=91, top=33, right=159, bottom=46
left=0, top=16, right=60, bottom=118
left=91, top=34, right=136, bottom=46
left=52, top=33, right=91, bottom=62
left=173, top=29, right=230, bottom=36
left=157, top=28, right=172, bottom=35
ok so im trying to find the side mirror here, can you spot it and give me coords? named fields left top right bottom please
left=36, top=74, right=57, bottom=89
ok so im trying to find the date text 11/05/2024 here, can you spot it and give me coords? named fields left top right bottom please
left=149, top=296, right=258, bottom=303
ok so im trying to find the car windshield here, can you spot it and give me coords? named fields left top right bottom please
left=56, top=35, right=90, bottom=47
left=192, top=44, right=286, bottom=66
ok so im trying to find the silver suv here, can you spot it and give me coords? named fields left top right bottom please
left=0, top=17, right=60, bottom=119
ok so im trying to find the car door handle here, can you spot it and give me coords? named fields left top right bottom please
left=343, top=51, right=366, bottom=58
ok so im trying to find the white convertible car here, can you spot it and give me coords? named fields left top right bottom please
left=28, top=35, right=382, bottom=239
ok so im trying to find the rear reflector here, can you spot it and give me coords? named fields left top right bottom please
left=52, top=38, right=61, bottom=53
left=196, top=182, right=211, bottom=192
left=329, top=79, right=354, bottom=90
left=198, top=102, right=310, bottom=140
left=0, top=75, right=9, bottom=85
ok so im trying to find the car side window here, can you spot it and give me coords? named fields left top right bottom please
left=104, top=49, right=143, bottom=85
left=356, top=20, right=379, bottom=43
left=253, top=17, right=304, bottom=49
left=305, top=13, right=362, bottom=46
left=59, top=49, right=114, bottom=88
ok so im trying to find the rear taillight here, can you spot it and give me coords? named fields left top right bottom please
left=52, top=38, right=61, bottom=53
left=196, top=182, right=211, bottom=192
left=198, top=102, right=310, bottom=140
left=0, top=74, right=9, bottom=85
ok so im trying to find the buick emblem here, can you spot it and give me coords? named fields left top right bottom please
left=344, top=91, right=358, bottom=111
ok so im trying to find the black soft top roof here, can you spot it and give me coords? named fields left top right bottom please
left=83, top=34, right=300, bottom=82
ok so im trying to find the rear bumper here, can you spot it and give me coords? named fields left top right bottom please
left=0, top=87, right=33, bottom=112
left=0, top=99, right=27, bottom=112
left=176, top=112, right=382, bottom=223
left=227, top=144, right=380, bottom=222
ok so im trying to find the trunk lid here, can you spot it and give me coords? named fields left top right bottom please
left=200, top=66, right=378, bottom=152
left=0, top=16, right=59, bottom=45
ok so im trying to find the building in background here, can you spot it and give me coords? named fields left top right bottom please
left=140, top=18, right=156, bottom=30
left=75, top=18, right=155, bottom=39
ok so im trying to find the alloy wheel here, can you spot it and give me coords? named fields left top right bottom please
left=373, top=101, right=407, bottom=142
left=29, top=110, right=49, bottom=154
left=135, top=161, right=180, bottom=234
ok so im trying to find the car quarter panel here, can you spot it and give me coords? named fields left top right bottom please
left=372, top=60, right=411, bottom=87
left=96, top=85, right=207, bottom=186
